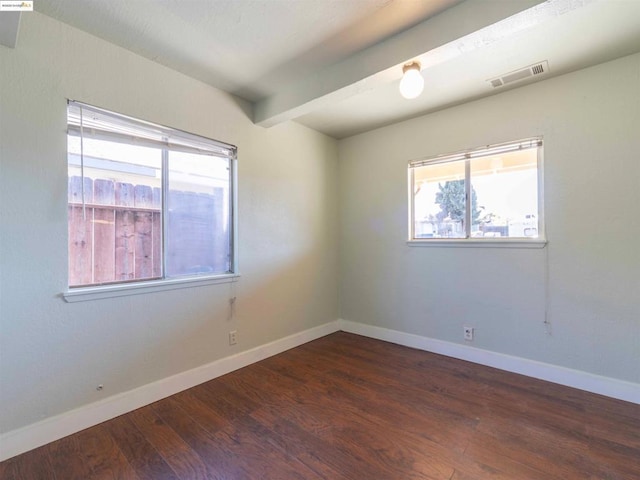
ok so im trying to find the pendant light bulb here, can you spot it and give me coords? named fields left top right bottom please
left=399, top=61, right=424, bottom=99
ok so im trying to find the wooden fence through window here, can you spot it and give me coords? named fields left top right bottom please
left=68, top=176, right=162, bottom=286
left=69, top=176, right=228, bottom=287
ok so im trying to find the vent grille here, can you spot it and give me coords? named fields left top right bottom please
left=488, top=61, right=549, bottom=89
left=531, top=63, right=545, bottom=75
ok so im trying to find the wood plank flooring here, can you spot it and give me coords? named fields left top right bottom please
left=1, top=332, right=638, bottom=479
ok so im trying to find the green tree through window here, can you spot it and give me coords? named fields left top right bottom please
left=434, top=180, right=481, bottom=230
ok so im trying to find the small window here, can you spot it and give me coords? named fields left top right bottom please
left=409, top=138, right=543, bottom=242
left=67, top=101, right=236, bottom=288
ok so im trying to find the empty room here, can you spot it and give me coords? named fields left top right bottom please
left=0, top=0, right=638, bottom=478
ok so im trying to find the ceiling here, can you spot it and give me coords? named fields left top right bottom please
left=17, top=0, right=640, bottom=138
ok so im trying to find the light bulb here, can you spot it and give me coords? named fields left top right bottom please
left=399, top=62, right=424, bottom=99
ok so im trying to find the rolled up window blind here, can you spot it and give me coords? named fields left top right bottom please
left=67, top=100, right=237, bottom=160
left=409, top=137, right=542, bottom=169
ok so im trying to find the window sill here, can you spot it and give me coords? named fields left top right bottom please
left=407, top=239, right=547, bottom=248
left=63, top=274, right=240, bottom=303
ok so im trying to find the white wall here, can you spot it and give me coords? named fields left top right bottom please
left=0, top=12, right=338, bottom=435
left=338, top=53, right=640, bottom=384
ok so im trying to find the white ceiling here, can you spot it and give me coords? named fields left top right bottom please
left=24, top=0, right=640, bottom=138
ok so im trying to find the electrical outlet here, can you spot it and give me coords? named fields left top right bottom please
left=229, top=330, right=237, bottom=345
left=463, top=326, right=474, bottom=341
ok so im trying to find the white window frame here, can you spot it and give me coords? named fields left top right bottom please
left=408, top=137, right=546, bottom=248
left=63, top=101, right=239, bottom=302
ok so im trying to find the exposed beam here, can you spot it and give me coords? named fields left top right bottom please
left=0, top=12, right=21, bottom=48
left=254, top=0, right=544, bottom=128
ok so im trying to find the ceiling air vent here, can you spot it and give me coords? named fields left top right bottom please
left=488, top=61, right=549, bottom=89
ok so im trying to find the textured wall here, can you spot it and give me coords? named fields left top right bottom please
left=338, top=53, right=640, bottom=384
left=0, top=13, right=338, bottom=434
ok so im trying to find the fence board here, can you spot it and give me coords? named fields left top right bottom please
left=115, top=182, right=135, bottom=281
left=115, top=181, right=134, bottom=207
left=68, top=177, right=94, bottom=286
left=93, top=179, right=116, bottom=283
left=68, top=176, right=223, bottom=286
left=68, top=207, right=93, bottom=286
left=134, top=185, right=153, bottom=208
left=68, top=176, right=94, bottom=204
left=152, top=212, right=162, bottom=278
left=115, top=210, right=135, bottom=282
left=152, top=187, right=162, bottom=277
left=134, top=212, right=153, bottom=279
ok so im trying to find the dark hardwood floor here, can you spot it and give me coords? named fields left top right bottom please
left=1, top=332, right=638, bottom=479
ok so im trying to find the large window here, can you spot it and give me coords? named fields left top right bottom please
left=409, top=138, right=543, bottom=242
left=67, top=101, right=236, bottom=289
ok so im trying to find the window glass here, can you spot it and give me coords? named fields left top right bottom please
left=410, top=138, right=542, bottom=241
left=67, top=101, right=236, bottom=288
left=470, top=149, right=538, bottom=238
left=413, top=160, right=466, bottom=238
left=166, top=151, right=231, bottom=277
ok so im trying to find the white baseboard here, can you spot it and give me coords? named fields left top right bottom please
left=338, top=319, right=640, bottom=405
left=0, top=320, right=340, bottom=462
left=4, top=318, right=637, bottom=462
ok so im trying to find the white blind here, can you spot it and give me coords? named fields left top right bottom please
left=67, top=100, right=237, bottom=160
left=409, top=137, right=542, bottom=169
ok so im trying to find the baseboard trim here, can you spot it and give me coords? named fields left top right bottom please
left=0, top=320, right=340, bottom=462
left=4, top=318, right=636, bottom=462
left=338, top=319, right=640, bottom=405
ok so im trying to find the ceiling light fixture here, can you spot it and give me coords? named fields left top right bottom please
left=399, top=61, right=424, bottom=99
